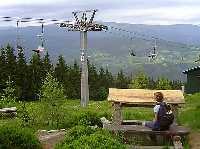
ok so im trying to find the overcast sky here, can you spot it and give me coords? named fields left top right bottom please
left=1, top=0, right=200, bottom=25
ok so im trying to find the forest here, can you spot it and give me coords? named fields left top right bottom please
left=0, top=44, right=183, bottom=102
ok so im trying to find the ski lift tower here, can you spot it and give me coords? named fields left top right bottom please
left=60, top=9, right=108, bottom=107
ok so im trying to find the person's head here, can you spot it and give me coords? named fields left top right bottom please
left=154, top=92, right=164, bottom=102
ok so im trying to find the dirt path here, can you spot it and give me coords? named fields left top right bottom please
left=189, top=132, right=200, bottom=149
left=38, top=131, right=66, bottom=149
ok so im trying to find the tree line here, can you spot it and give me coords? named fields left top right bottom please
left=0, top=44, right=183, bottom=101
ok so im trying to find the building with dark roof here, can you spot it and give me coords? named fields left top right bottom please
left=183, top=66, right=200, bottom=94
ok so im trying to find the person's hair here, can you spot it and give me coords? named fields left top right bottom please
left=154, top=92, right=164, bottom=102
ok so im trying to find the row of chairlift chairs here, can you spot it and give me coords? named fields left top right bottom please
left=128, top=41, right=158, bottom=60
left=15, top=23, right=200, bottom=63
left=14, top=19, right=45, bottom=54
left=6, top=18, right=200, bottom=62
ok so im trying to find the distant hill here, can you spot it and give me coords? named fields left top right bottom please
left=0, top=22, right=200, bottom=81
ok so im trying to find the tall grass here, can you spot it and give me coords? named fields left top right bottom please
left=179, top=93, right=200, bottom=130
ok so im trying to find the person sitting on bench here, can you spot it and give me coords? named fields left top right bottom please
left=142, top=92, right=174, bottom=130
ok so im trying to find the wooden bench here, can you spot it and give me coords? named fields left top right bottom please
left=0, top=107, right=17, bottom=117
left=102, top=88, right=190, bottom=149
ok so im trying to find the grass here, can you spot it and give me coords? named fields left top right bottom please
left=1, top=93, right=200, bottom=131
left=179, top=93, right=200, bottom=130
left=1, top=93, right=200, bottom=148
left=0, top=99, right=113, bottom=130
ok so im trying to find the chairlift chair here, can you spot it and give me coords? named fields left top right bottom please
left=195, top=55, right=200, bottom=62
left=129, top=49, right=136, bottom=56
left=32, top=23, right=45, bottom=53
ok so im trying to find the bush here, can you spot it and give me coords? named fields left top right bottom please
left=0, top=123, right=41, bottom=149
left=96, top=87, right=108, bottom=101
left=179, top=93, right=200, bottom=130
left=40, top=72, right=65, bottom=102
left=0, top=79, right=17, bottom=108
left=56, top=125, right=126, bottom=149
left=67, top=110, right=111, bottom=128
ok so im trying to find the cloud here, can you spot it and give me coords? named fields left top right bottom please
left=1, top=0, right=200, bottom=25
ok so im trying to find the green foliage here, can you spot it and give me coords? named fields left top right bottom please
left=16, top=48, right=28, bottom=100
left=179, top=93, right=200, bottom=130
left=96, top=87, right=108, bottom=101
left=0, top=123, right=41, bottom=149
left=17, top=102, right=31, bottom=127
left=0, top=78, right=16, bottom=108
left=115, top=69, right=130, bottom=89
left=56, top=126, right=126, bottom=149
left=5, top=44, right=17, bottom=81
left=40, top=72, right=65, bottom=128
left=129, top=72, right=150, bottom=89
left=73, top=110, right=103, bottom=127
left=0, top=44, right=184, bottom=102
left=42, top=51, right=52, bottom=74
left=156, top=77, right=172, bottom=90
left=41, top=72, right=65, bottom=102
left=123, top=107, right=153, bottom=121
left=63, top=125, right=95, bottom=144
left=0, top=47, right=7, bottom=92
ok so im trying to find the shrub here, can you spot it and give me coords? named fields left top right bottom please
left=129, top=72, right=150, bottom=89
left=39, top=72, right=66, bottom=129
left=179, top=93, right=200, bottom=130
left=63, top=125, right=95, bottom=143
left=0, top=123, right=41, bottom=149
left=0, top=79, right=17, bottom=108
left=40, top=72, right=65, bottom=102
left=96, top=87, right=108, bottom=101
left=67, top=110, right=111, bottom=128
left=56, top=125, right=126, bottom=149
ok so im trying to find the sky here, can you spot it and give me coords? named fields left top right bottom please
left=1, top=0, right=200, bottom=25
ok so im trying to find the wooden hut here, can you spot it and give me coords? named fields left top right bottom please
left=183, top=66, right=200, bottom=94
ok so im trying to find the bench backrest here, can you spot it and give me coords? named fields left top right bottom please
left=108, top=88, right=184, bottom=105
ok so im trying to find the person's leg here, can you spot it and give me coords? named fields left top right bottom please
left=144, top=121, right=157, bottom=145
left=144, top=121, right=154, bottom=128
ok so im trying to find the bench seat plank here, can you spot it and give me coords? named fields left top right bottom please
left=104, top=124, right=190, bottom=136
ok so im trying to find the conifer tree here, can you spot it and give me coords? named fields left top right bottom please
left=88, top=62, right=98, bottom=99
left=156, top=77, right=172, bottom=90
left=0, top=77, right=16, bottom=107
left=105, top=68, right=114, bottom=88
left=115, top=69, right=129, bottom=89
left=28, top=53, right=43, bottom=99
left=129, top=72, right=150, bottom=89
left=0, top=48, right=7, bottom=91
left=16, top=49, right=28, bottom=99
left=42, top=51, right=52, bottom=75
left=41, top=72, right=64, bottom=102
left=55, top=55, right=67, bottom=82
left=5, top=44, right=17, bottom=82
left=68, top=60, right=80, bottom=99
left=40, top=72, right=65, bottom=128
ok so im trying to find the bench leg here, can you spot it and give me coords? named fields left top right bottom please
left=172, top=105, right=179, bottom=124
left=112, top=102, right=122, bottom=127
left=172, top=135, right=183, bottom=149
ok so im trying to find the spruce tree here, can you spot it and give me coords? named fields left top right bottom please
left=156, top=77, right=172, bottom=90
left=129, top=72, right=150, bottom=89
left=55, top=55, right=67, bottom=83
left=88, top=62, right=98, bottom=99
left=68, top=60, right=80, bottom=99
left=115, top=69, right=129, bottom=89
left=5, top=44, right=17, bottom=82
left=105, top=67, right=114, bottom=88
left=28, top=53, right=43, bottom=99
left=0, top=48, right=7, bottom=92
left=42, top=51, right=52, bottom=76
left=16, top=49, right=28, bottom=99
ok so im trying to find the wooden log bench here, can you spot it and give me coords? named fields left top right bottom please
left=0, top=107, right=17, bottom=117
left=102, top=88, right=190, bottom=149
